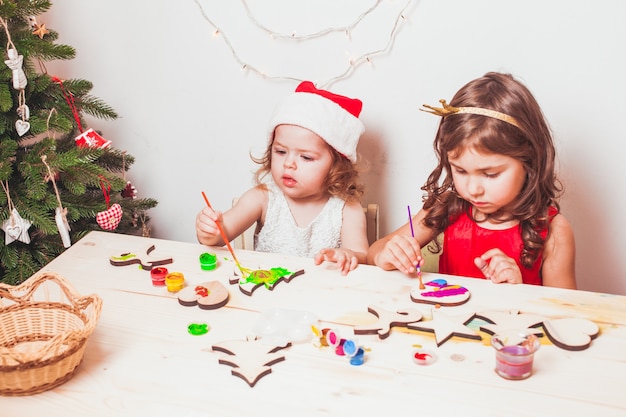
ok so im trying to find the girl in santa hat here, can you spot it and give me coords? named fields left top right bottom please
left=196, top=81, right=368, bottom=275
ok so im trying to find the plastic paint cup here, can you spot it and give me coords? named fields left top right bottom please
left=349, top=347, right=365, bottom=366
left=491, top=331, right=540, bottom=380
left=342, top=339, right=359, bottom=358
left=325, top=329, right=341, bottom=348
left=150, top=267, right=168, bottom=286
left=199, top=252, right=217, bottom=270
left=165, top=272, right=185, bottom=293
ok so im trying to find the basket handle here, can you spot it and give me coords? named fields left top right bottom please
left=0, top=272, right=82, bottom=305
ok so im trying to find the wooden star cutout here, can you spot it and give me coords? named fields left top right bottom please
left=407, top=309, right=481, bottom=346
left=32, top=23, right=49, bottom=39
left=2, top=208, right=31, bottom=245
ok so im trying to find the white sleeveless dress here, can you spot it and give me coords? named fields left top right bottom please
left=254, top=179, right=344, bottom=257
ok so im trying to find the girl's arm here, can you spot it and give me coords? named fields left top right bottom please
left=195, top=187, right=266, bottom=246
left=366, top=208, right=432, bottom=275
left=338, top=201, right=369, bottom=263
left=314, top=201, right=368, bottom=274
left=540, top=214, right=577, bottom=289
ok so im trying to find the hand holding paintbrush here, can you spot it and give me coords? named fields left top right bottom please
left=407, top=205, right=425, bottom=289
left=201, top=192, right=250, bottom=276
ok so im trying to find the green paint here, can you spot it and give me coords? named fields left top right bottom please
left=111, top=252, right=137, bottom=261
left=188, top=323, right=209, bottom=336
left=243, top=267, right=292, bottom=288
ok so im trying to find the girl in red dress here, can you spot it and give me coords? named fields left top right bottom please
left=367, top=72, right=576, bottom=289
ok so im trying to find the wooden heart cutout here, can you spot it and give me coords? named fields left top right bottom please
left=15, top=119, right=30, bottom=136
left=178, top=281, right=230, bottom=310
left=542, top=318, right=599, bottom=351
left=96, top=203, right=122, bottom=230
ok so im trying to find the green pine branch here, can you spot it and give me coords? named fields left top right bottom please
left=0, top=1, right=158, bottom=283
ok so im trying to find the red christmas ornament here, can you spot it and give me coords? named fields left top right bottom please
left=121, top=181, right=137, bottom=199
left=75, top=128, right=111, bottom=149
left=96, top=203, right=122, bottom=230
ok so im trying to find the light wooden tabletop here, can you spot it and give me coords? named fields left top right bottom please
left=1, top=231, right=625, bottom=417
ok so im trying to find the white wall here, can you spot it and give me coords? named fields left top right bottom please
left=44, top=0, right=626, bottom=295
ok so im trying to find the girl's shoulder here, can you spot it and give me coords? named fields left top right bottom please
left=548, top=212, right=573, bottom=234
left=236, top=185, right=269, bottom=210
left=342, top=200, right=366, bottom=218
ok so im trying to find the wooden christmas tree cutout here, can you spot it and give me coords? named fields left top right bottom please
left=212, top=337, right=291, bottom=387
left=177, top=281, right=230, bottom=310
left=229, top=266, right=305, bottom=296
left=353, top=305, right=423, bottom=339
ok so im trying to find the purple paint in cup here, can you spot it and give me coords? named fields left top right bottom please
left=491, top=331, right=540, bottom=380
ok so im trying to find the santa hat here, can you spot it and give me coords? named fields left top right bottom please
left=267, top=81, right=364, bottom=162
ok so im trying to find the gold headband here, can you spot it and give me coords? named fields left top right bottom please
left=420, top=99, right=520, bottom=129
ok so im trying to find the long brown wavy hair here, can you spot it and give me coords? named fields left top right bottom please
left=422, top=72, right=563, bottom=268
left=252, top=136, right=364, bottom=203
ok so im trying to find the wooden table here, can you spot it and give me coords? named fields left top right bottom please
left=1, top=231, right=625, bottom=417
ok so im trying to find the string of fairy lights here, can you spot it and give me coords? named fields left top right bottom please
left=192, top=0, right=415, bottom=88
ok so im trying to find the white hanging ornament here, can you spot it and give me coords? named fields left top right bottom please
left=2, top=208, right=31, bottom=245
left=15, top=119, right=30, bottom=136
left=55, top=207, right=72, bottom=248
left=4, top=48, right=27, bottom=90
left=15, top=90, right=30, bottom=136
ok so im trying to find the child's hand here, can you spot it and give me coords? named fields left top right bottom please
left=314, top=248, right=359, bottom=275
left=373, top=235, right=423, bottom=276
left=474, top=249, right=522, bottom=284
left=195, top=207, right=224, bottom=245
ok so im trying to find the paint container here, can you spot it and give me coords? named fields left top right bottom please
left=491, top=331, right=540, bottom=380
left=150, top=267, right=168, bottom=286
left=165, top=272, right=185, bottom=293
left=349, top=347, right=365, bottom=366
left=325, top=329, right=342, bottom=348
left=341, top=338, right=364, bottom=366
left=199, top=252, right=217, bottom=270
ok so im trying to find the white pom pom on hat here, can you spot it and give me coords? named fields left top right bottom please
left=267, top=81, right=365, bottom=162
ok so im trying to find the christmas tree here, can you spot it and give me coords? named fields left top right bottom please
left=0, top=1, right=157, bottom=284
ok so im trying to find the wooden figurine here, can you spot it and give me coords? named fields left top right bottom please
left=353, top=305, right=423, bottom=339
left=177, top=281, right=230, bottom=310
left=212, top=337, right=291, bottom=387
left=109, top=245, right=173, bottom=271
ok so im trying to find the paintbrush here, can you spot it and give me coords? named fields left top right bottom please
left=202, top=191, right=249, bottom=276
left=407, top=205, right=424, bottom=289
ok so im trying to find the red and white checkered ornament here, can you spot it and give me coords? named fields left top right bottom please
left=96, top=203, right=122, bottom=230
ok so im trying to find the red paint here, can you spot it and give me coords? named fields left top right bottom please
left=195, top=286, right=209, bottom=297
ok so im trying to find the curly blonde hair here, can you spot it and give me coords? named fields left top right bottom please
left=251, top=139, right=364, bottom=203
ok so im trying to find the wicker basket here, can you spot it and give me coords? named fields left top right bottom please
left=0, top=271, right=102, bottom=396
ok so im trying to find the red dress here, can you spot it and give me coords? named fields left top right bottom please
left=439, top=208, right=557, bottom=286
